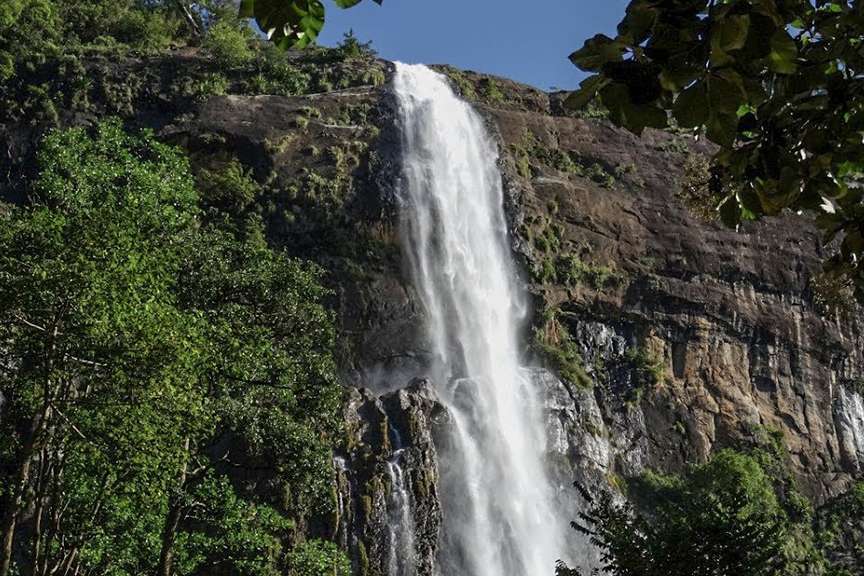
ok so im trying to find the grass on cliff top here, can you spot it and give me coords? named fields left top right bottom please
left=0, top=6, right=385, bottom=125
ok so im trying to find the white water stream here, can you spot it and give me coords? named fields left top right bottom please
left=386, top=451, right=416, bottom=576
left=393, top=62, right=568, bottom=576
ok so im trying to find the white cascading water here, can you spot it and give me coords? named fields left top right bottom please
left=837, top=386, right=864, bottom=470
left=393, top=63, right=568, bottom=576
left=386, top=453, right=416, bottom=576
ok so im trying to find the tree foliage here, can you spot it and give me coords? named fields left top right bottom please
left=0, top=1, right=255, bottom=83
left=0, top=121, right=347, bottom=576
left=560, top=449, right=829, bottom=576
left=0, top=0, right=191, bottom=79
left=568, top=1, right=864, bottom=300
left=239, top=0, right=382, bottom=49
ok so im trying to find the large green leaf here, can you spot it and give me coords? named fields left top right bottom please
left=706, top=111, right=738, bottom=147
left=715, top=15, right=751, bottom=52
left=708, top=69, right=747, bottom=116
left=565, top=75, right=611, bottom=110
left=718, top=194, right=741, bottom=227
left=767, top=30, right=798, bottom=74
left=673, top=81, right=709, bottom=128
left=619, top=2, right=658, bottom=43
left=570, top=34, right=626, bottom=72
left=600, top=83, right=667, bottom=135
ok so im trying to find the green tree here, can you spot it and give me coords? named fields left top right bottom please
left=815, top=482, right=864, bottom=575
left=0, top=0, right=250, bottom=83
left=568, top=1, right=864, bottom=299
left=0, top=121, right=348, bottom=576
left=559, top=450, right=825, bottom=576
left=152, top=222, right=344, bottom=576
left=287, top=540, right=352, bottom=576
left=0, top=0, right=60, bottom=80
left=0, top=120, right=205, bottom=576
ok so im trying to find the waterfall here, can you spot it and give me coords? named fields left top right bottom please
left=836, top=385, right=864, bottom=472
left=393, top=63, right=568, bottom=576
left=386, top=452, right=416, bottom=576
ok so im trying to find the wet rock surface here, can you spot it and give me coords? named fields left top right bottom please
left=338, top=381, right=446, bottom=576
left=488, top=102, right=864, bottom=502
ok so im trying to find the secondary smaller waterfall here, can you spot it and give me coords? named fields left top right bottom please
left=836, top=386, right=864, bottom=472
left=386, top=452, right=416, bottom=576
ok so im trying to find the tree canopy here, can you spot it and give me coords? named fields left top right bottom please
left=567, top=0, right=864, bottom=300
left=0, top=120, right=349, bottom=576
left=558, top=448, right=837, bottom=576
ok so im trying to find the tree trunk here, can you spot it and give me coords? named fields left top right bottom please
left=174, top=1, right=202, bottom=37
left=2, top=323, right=59, bottom=576
left=155, top=438, right=190, bottom=576
left=1, top=404, right=54, bottom=576
left=0, top=416, right=41, bottom=576
left=32, top=453, right=46, bottom=576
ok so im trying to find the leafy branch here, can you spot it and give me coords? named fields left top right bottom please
left=568, top=0, right=864, bottom=299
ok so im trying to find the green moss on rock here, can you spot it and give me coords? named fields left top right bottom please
left=533, top=308, right=592, bottom=389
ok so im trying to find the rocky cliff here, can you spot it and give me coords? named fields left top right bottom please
left=2, top=48, right=862, bottom=574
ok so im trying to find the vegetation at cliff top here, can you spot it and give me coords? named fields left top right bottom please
left=0, top=120, right=348, bottom=576
left=568, top=0, right=864, bottom=300
left=0, top=0, right=384, bottom=127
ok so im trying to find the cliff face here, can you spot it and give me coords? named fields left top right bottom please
left=484, top=95, right=864, bottom=503
left=3, top=51, right=863, bottom=573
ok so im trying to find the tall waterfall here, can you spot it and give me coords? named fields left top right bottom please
left=393, top=63, right=568, bottom=576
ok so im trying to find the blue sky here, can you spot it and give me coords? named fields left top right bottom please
left=317, top=1, right=627, bottom=90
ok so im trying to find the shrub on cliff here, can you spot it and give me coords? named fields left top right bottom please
left=203, top=19, right=255, bottom=67
left=560, top=449, right=828, bottom=576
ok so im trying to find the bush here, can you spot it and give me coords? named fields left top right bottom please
left=0, top=0, right=60, bottom=81
left=336, top=29, right=375, bottom=59
left=203, top=20, right=254, bottom=67
left=112, top=8, right=178, bottom=52
left=198, top=159, right=260, bottom=213
left=287, top=540, right=351, bottom=576
left=562, top=449, right=830, bottom=576
left=533, top=308, right=592, bottom=389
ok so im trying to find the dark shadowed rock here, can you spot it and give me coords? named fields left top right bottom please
left=338, top=380, right=447, bottom=576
